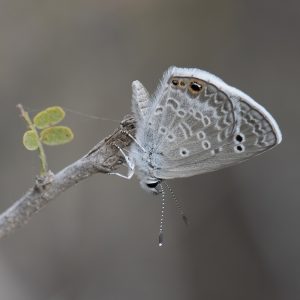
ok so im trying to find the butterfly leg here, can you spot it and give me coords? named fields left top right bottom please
left=121, top=129, right=146, bottom=153
left=108, top=144, right=135, bottom=179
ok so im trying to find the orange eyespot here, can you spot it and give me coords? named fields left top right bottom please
left=190, top=81, right=202, bottom=92
left=179, top=80, right=185, bottom=87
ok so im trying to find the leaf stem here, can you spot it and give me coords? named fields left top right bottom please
left=17, top=104, right=48, bottom=175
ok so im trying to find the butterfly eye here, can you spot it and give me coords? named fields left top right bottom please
left=146, top=182, right=159, bottom=188
left=190, top=81, right=202, bottom=93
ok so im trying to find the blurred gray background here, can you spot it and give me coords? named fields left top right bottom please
left=0, top=0, right=298, bottom=299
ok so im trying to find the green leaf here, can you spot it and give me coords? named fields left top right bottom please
left=33, top=106, right=66, bottom=129
left=40, top=126, right=74, bottom=146
left=23, top=130, right=39, bottom=151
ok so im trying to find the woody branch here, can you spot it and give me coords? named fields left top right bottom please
left=0, top=115, right=135, bottom=239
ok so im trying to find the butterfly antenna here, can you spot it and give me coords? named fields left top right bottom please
left=159, top=183, right=167, bottom=247
left=164, top=182, right=188, bottom=226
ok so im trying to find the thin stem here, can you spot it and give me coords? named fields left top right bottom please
left=17, top=104, right=48, bottom=175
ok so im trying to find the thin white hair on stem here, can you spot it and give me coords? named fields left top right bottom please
left=23, top=105, right=121, bottom=123
left=63, top=107, right=121, bottom=123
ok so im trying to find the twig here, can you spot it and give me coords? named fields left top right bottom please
left=0, top=114, right=135, bottom=239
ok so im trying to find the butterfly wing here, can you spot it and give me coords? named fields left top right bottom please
left=134, top=67, right=281, bottom=180
left=131, top=80, right=151, bottom=122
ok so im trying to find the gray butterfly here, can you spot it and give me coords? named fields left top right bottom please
left=113, top=66, right=282, bottom=194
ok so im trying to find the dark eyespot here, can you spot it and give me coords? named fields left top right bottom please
left=190, top=81, right=202, bottom=92
left=235, top=134, right=243, bottom=142
left=236, top=145, right=243, bottom=151
left=172, top=79, right=179, bottom=86
left=180, top=148, right=189, bottom=156
left=146, top=182, right=159, bottom=188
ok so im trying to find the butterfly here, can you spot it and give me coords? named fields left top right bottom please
left=111, top=66, right=282, bottom=195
